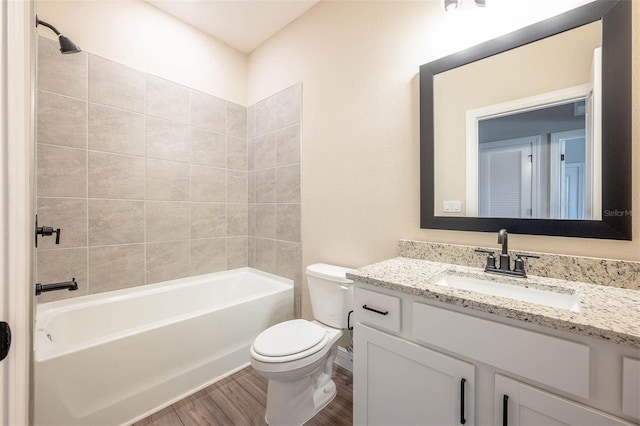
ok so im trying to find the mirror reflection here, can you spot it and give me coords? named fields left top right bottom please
left=433, top=21, right=601, bottom=220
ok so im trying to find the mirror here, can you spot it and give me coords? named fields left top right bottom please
left=420, top=0, right=631, bottom=239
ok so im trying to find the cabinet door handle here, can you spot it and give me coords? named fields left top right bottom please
left=503, top=394, right=509, bottom=426
left=460, top=378, right=466, bottom=425
left=362, top=305, right=388, bottom=315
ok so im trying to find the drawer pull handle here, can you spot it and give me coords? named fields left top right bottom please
left=503, top=394, right=509, bottom=426
left=362, top=305, right=389, bottom=316
left=460, top=378, right=466, bottom=424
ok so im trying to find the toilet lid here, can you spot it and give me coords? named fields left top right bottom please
left=253, top=319, right=327, bottom=357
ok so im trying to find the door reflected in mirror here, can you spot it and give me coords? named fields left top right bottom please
left=474, top=97, right=599, bottom=221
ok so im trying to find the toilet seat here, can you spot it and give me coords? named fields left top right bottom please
left=251, top=320, right=329, bottom=363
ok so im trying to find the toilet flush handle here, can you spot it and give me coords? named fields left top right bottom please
left=339, top=285, right=350, bottom=291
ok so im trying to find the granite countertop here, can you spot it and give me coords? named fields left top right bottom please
left=347, top=257, right=640, bottom=348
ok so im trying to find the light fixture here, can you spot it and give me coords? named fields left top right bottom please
left=443, top=0, right=486, bottom=12
left=35, top=15, right=81, bottom=54
left=444, top=0, right=459, bottom=12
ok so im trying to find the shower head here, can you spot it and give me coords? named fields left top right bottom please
left=36, top=16, right=81, bottom=54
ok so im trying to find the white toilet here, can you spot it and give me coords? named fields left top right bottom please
left=249, top=263, right=354, bottom=425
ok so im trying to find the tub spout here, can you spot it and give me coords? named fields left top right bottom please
left=35, top=278, right=78, bottom=296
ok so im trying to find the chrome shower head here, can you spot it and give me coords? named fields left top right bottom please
left=36, top=16, right=81, bottom=54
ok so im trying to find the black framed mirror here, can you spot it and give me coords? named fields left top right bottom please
left=420, top=0, right=631, bottom=239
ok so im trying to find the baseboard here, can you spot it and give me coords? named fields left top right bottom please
left=334, top=346, right=353, bottom=372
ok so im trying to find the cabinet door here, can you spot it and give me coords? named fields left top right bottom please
left=354, top=323, right=475, bottom=426
left=495, top=375, right=634, bottom=426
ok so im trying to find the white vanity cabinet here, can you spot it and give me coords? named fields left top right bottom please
left=353, top=283, right=639, bottom=426
left=495, top=375, right=633, bottom=426
left=354, top=323, right=475, bottom=425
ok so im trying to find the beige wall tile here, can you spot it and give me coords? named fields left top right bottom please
left=227, top=237, right=248, bottom=269
left=276, top=83, right=301, bottom=129
left=190, top=165, right=226, bottom=202
left=191, top=238, right=227, bottom=275
left=88, top=151, right=145, bottom=199
left=248, top=105, right=256, bottom=138
left=191, top=203, right=226, bottom=238
left=88, top=103, right=145, bottom=156
left=37, top=90, right=87, bottom=149
left=227, top=204, right=248, bottom=236
left=227, top=102, right=247, bottom=138
left=37, top=144, right=87, bottom=198
left=88, top=199, right=144, bottom=246
left=255, top=237, right=276, bottom=274
left=255, top=96, right=277, bottom=136
left=276, top=164, right=301, bottom=203
left=36, top=197, right=87, bottom=249
left=146, top=201, right=190, bottom=242
left=248, top=204, right=256, bottom=236
left=146, top=159, right=190, bottom=201
left=88, top=244, right=145, bottom=294
left=36, top=248, right=88, bottom=303
left=254, top=133, right=276, bottom=170
left=38, top=36, right=87, bottom=100
left=146, top=241, right=190, bottom=284
left=248, top=171, right=256, bottom=204
left=227, top=136, right=247, bottom=171
left=276, top=204, right=301, bottom=242
left=146, top=75, right=190, bottom=124
left=255, top=168, right=276, bottom=203
left=145, top=117, right=190, bottom=162
left=276, top=124, right=301, bottom=166
left=227, top=170, right=247, bottom=204
left=190, top=128, right=226, bottom=168
left=191, top=90, right=226, bottom=133
left=276, top=241, right=301, bottom=283
left=255, top=204, right=276, bottom=239
left=248, top=236, right=256, bottom=268
left=247, top=137, right=256, bottom=171
left=89, top=55, right=144, bottom=113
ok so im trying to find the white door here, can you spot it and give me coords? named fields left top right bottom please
left=354, top=323, right=475, bottom=426
left=478, top=137, right=535, bottom=218
left=1, top=1, right=34, bottom=425
left=550, top=130, right=586, bottom=220
left=495, top=375, right=634, bottom=426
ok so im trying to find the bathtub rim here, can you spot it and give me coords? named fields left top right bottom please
left=35, top=267, right=294, bottom=362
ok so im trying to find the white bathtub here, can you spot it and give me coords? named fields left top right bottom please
left=34, top=267, right=293, bottom=426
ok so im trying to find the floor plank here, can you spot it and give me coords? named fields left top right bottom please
left=234, top=367, right=268, bottom=406
left=133, top=406, right=184, bottom=426
left=173, top=389, right=233, bottom=426
left=136, top=365, right=352, bottom=426
left=205, top=377, right=268, bottom=425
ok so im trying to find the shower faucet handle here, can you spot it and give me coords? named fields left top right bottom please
left=35, top=215, right=62, bottom=247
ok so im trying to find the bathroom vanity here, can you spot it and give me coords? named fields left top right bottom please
left=349, top=256, right=640, bottom=426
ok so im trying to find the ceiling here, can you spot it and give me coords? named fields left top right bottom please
left=145, top=0, right=320, bottom=53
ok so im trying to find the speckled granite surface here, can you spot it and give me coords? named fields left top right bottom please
left=400, top=240, right=640, bottom=290
left=347, top=257, right=640, bottom=348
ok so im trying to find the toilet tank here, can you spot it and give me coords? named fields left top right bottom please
left=306, top=263, right=354, bottom=329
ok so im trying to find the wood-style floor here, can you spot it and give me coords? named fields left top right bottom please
left=133, top=365, right=353, bottom=426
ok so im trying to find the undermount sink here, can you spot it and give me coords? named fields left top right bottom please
left=433, top=273, right=581, bottom=312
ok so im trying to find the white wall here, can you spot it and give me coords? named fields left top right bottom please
left=247, top=0, right=640, bottom=321
left=36, top=0, right=247, bottom=104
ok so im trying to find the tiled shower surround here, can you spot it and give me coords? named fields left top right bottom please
left=36, top=36, right=302, bottom=308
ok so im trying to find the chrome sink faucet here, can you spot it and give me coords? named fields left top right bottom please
left=475, top=229, right=539, bottom=278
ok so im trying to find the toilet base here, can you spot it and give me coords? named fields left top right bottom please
left=264, top=345, right=339, bottom=425
left=265, top=377, right=337, bottom=426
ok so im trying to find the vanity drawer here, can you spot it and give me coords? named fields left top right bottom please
left=354, top=287, right=401, bottom=333
left=412, top=302, right=590, bottom=399
left=622, top=357, right=640, bottom=419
